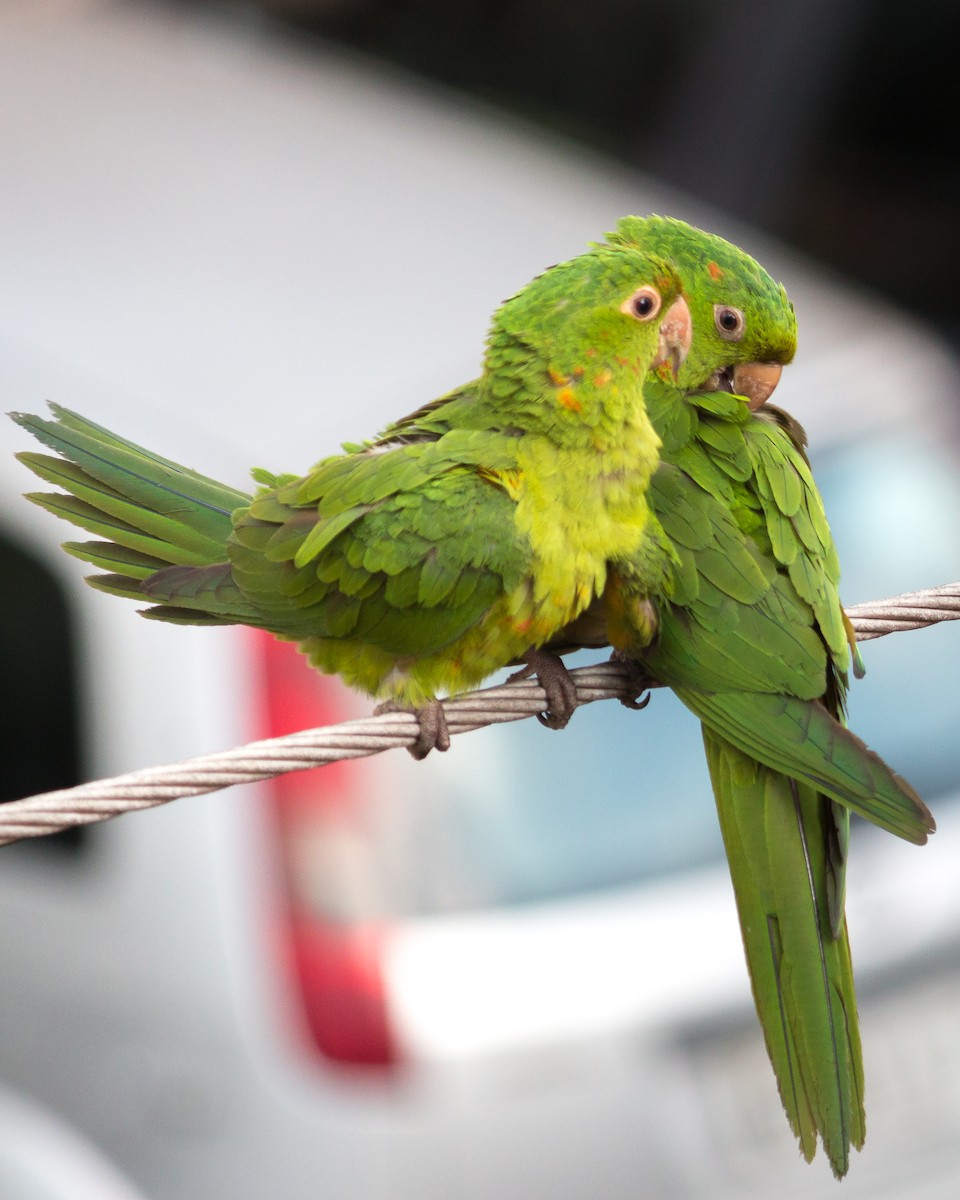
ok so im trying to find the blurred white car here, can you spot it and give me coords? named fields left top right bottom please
left=2, top=4, right=960, bottom=1200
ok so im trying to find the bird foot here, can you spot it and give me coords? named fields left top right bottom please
left=610, top=649, right=654, bottom=711
left=507, top=649, right=578, bottom=730
left=374, top=698, right=451, bottom=760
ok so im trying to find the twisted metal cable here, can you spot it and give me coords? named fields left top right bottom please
left=3, top=581, right=960, bottom=848
left=843, top=582, right=960, bottom=641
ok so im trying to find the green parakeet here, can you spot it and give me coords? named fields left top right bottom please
left=594, top=218, right=934, bottom=1178
left=376, top=216, right=935, bottom=1177
left=11, top=243, right=691, bottom=758
left=603, top=218, right=933, bottom=1178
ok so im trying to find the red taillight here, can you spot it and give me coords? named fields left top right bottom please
left=251, top=629, right=399, bottom=1067
left=284, top=920, right=395, bottom=1065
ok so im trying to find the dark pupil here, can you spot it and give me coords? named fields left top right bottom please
left=720, top=310, right=738, bottom=329
left=634, top=294, right=652, bottom=316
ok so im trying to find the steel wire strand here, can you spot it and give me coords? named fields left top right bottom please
left=2, top=581, right=959, bottom=847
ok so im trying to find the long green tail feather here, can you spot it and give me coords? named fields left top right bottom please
left=23, top=484, right=222, bottom=566
left=11, top=406, right=248, bottom=561
left=11, top=406, right=252, bottom=607
left=17, top=404, right=250, bottom=515
left=140, top=606, right=240, bottom=626
left=62, top=541, right=171, bottom=578
left=86, top=573, right=168, bottom=603
left=677, top=688, right=934, bottom=844
left=704, top=729, right=865, bottom=1178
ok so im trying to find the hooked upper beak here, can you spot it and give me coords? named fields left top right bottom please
left=732, top=361, right=783, bottom=410
left=657, top=296, right=692, bottom=379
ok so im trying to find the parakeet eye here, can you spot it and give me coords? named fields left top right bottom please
left=621, top=286, right=662, bottom=322
left=714, top=304, right=745, bottom=341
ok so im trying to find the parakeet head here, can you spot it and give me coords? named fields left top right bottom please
left=489, top=245, right=690, bottom=397
left=606, top=215, right=797, bottom=408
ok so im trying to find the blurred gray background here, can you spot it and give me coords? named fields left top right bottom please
left=251, top=0, right=960, bottom=352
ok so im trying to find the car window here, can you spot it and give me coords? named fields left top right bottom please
left=0, top=530, right=88, bottom=854
left=813, top=429, right=960, bottom=802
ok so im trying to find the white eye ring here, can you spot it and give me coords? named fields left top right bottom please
left=621, top=286, right=662, bottom=323
left=714, top=304, right=745, bottom=341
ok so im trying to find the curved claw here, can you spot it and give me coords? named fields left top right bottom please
left=507, top=649, right=578, bottom=730
left=536, top=705, right=571, bottom=731
left=374, top=698, right=451, bottom=759
left=610, top=650, right=656, bottom=712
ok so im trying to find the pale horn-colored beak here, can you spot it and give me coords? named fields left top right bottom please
left=732, top=361, right=783, bottom=410
left=657, top=296, right=692, bottom=378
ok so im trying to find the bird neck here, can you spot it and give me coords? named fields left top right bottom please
left=481, top=325, right=659, bottom=455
